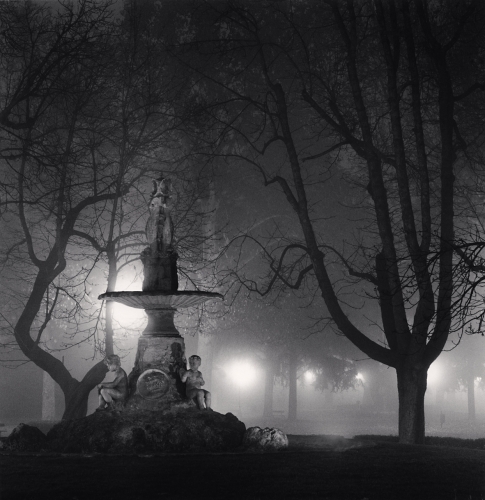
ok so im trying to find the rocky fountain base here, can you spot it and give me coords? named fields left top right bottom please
left=47, top=406, right=245, bottom=454
left=44, top=286, right=248, bottom=454
left=42, top=178, right=246, bottom=454
left=3, top=179, right=287, bottom=455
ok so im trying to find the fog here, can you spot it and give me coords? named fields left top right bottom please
left=2, top=324, right=485, bottom=440
left=2, top=0, right=485, bottom=450
left=1, top=167, right=485, bottom=439
left=1, top=162, right=484, bottom=441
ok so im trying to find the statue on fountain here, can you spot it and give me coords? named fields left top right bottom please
left=96, top=355, right=128, bottom=412
left=146, top=177, right=176, bottom=253
left=141, top=177, right=178, bottom=292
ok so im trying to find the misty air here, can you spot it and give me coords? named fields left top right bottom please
left=1, top=1, right=485, bottom=499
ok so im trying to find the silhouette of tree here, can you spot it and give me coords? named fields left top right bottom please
left=171, top=0, right=485, bottom=443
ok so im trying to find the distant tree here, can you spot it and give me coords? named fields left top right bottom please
left=457, top=338, right=485, bottom=424
left=446, top=188, right=485, bottom=423
left=437, top=336, right=485, bottom=424
left=213, top=288, right=358, bottom=421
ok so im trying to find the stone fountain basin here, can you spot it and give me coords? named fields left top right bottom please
left=98, top=290, right=223, bottom=309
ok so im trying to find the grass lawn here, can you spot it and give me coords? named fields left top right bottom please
left=1, top=434, right=485, bottom=499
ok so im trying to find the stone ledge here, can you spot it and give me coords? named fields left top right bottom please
left=46, top=407, right=246, bottom=454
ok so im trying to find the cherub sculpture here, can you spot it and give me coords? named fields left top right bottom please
left=179, top=355, right=212, bottom=410
left=95, top=355, right=128, bottom=412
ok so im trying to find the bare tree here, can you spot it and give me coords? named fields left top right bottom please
left=173, top=0, right=485, bottom=443
left=0, top=0, right=132, bottom=419
left=0, top=0, right=224, bottom=421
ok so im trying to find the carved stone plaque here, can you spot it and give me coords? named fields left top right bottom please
left=137, top=369, right=170, bottom=399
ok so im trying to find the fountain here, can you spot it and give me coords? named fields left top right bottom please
left=46, top=177, right=246, bottom=453
left=99, top=178, right=222, bottom=411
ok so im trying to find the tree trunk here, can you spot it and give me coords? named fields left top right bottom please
left=396, top=364, right=427, bottom=444
left=324, top=389, right=334, bottom=406
left=62, top=360, right=108, bottom=420
left=467, top=362, right=476, bottom=425
left=42, top=370, right=56, bottom=421
left=435, top=388, right=445, bottom=407
left=263, top=359, right=275, bottom=418
left=104, top=301, right=115, bottom=357
left=15, top=272, right=109, bottom=421
left=288, top=351, right=297, bottom=422
left=105, top=251, right=118, bottom=357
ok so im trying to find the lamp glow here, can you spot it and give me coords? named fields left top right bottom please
left=304, top=370, right=316, bottom=383
left=427, top=362, right=441, bottom=385
left=227, top=361, right=257, bottom=388
left=111, top=302, right=146, bottom=327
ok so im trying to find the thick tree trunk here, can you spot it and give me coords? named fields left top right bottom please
left=62, top=360, right=108, bottom=420
left=396, top=364, right=427, bottom=444
left=15, top=271, right=109, bottom=421
left=288, top=351, right=297, bottom=422
left=263, top=359, right=275, bottom=418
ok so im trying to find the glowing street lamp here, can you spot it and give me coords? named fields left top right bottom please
left=228, top=360, right=258, bottom=388
left=225, top=360, right=258, bottom=418
left=304, top=370, right=316, bottom=384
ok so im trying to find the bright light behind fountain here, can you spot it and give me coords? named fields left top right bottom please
left=112, top=302, right=146, bottom=327
left=109, top=270, right=146, bottom=327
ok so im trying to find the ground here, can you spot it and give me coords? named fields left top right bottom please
left=1, top=434, right=485, bottom=499
left=1, top=410, right=485, bottom=499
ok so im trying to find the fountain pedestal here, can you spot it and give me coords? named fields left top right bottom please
left=98, top=290, right=222, bottom=411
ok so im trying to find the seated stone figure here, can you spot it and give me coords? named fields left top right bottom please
left=180, top=355, right=212, bottom=410
left=96, top=354, right=128, bottom=412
